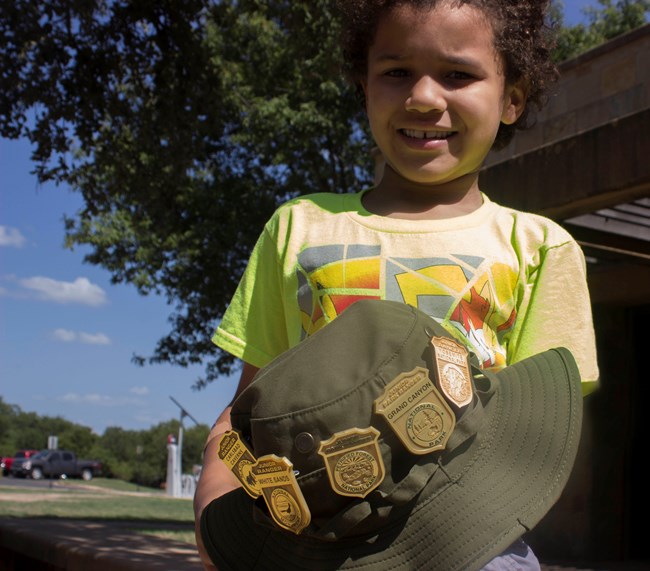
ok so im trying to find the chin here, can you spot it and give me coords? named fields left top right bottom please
left=394, top=168, right=457, bottom=186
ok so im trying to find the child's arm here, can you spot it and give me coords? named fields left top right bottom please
left=193, top=362, right=260, bottom=570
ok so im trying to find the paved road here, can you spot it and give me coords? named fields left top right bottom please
left=0, top=474, right=66, bottom=490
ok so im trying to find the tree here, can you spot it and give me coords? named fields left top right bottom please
left=0, top=0, right=372, bottom=388
left=0, top=396, right=210, bottom=485
left=2, top=1, right=647, bottom=389
left=0, top=397, right=21, bottom=454
left=96, top=426, right=141, bottom=480
left=97, top=419, right=209, bottom=487
left=551, top=0, right=649, bottom=62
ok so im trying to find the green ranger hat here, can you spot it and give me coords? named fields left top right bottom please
left=201, top=299, right=583, bottom=570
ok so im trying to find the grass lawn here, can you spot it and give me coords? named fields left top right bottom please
left=0, top=477, right=196, bottom=545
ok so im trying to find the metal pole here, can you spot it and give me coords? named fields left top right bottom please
left=177, top=414, right=184, bottom=485
left=169, top=396, right=199, bottom=497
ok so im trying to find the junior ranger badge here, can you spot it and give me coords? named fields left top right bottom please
left=318, top=427, right=385, bottom=498
left=217, top=430, right=261, bottom=499
left=251, top=454, right=311, bottom=534
left=430, top=337, right=473, bottom=409
left=374, top=367, right=455, bottom=455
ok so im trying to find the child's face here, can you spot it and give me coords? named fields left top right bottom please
left=362, top=2, right=525, bottom=189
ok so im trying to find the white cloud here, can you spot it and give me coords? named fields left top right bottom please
left=0, top=278, right=28, bottom=300
left=129, top=386, right=150, bottom=396
left=52, top=329, right=112, bottom=345
left=0, top=226, right=26, bottom=248
left=133, top=412, right=161, bottom=426
left=133, top=412, right=163, bottom=425
left=58, top=393, right=144, bottom=407
left=79, top=332, right=111, bottom=345
left=20, top=276, right=107, bottom=306
left=59, top=393, right=114, bottom=405
left=53, top=328, right=77, bottom=342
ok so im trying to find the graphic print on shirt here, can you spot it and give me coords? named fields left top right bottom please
left=296, top=245, right=518, bottom=369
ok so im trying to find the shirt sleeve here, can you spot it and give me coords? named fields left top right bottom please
left=212, top=224, right=290, bottom=369
left=508, top=239, right=599, bottom=395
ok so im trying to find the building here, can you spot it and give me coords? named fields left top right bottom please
left=481, top=24, right=649, bottom=567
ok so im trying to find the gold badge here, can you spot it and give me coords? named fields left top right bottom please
left=374, top=367, right=455, bottom=455
left=318, top=427, right=385, bottom=498
left=251, top=455, right=311, bottom=534
left=430, top=337, right=473, bottom=408
left=217, top=430, right=261, bottom=498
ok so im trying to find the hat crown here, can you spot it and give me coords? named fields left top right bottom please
left=231, top=300, right=478, bottom=536
left=233, top=300, right=443, bottom=421
left=206, top=300, right=584, bottom=570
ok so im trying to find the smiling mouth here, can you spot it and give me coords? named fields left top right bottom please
left=400, top=129, right=454, bottom=140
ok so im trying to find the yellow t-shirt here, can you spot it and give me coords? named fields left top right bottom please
left=213, top=191, right=599, bottom=393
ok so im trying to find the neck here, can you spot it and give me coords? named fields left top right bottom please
left=362, top=166, right=483, bottom=220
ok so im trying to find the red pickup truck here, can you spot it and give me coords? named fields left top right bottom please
left=1, top=449, right=39, bottom=476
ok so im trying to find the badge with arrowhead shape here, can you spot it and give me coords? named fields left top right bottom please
left=217, top=430, right=261, bottom=498
left=430, top=337, right=473, bottom=409
left=374, top=367, right=455, bottom=455
left=251, top=455, right=311, bottom=534
left=318, top=427, right=385, bottom=498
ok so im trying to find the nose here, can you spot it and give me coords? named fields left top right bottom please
left=405, top=76, right=446, bottom=113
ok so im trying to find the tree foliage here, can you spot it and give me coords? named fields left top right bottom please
left=0, top=396, right=210, bottom=487
left=551, top=0, right=649, bottom=62
left=0, top=0, right=372, bottom=387
left=1, top=0, right=646, bottom=388
left=98, top=421, right=208, bottom=487
left=0, top=396, right=99, bottom=458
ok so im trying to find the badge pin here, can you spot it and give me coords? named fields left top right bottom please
left=251, top=455, right=311, bottom=534
left=318, top=427, right=385, bottom=498
left=374, top=367, right=455, bottom=454
left=430, top=337, right=473, bottom=408
left=217, top=430, right=261, bottom=498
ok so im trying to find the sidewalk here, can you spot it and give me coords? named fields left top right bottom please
left=0, top=517, right=203, bottom=571
left=2, top=515, right=649, bottom=571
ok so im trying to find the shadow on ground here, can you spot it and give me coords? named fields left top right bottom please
left=0, top=516, right=202, bottom=571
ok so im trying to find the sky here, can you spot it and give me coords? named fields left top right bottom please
left=0, top=136, right=240, bottom=436
left=563, top=0, right=603, bottom=24
left=0, top=1, right=606, bottom=438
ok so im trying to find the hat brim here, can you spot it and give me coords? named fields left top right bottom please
left=201, top=346, right=582, bottom=571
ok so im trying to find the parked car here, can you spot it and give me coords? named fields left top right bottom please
left=11, top=450, right=102, bottom=481
left=1, top=449, right=39, bottom=476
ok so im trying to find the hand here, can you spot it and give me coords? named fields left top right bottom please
left=193, top=362, right=260, bottom=568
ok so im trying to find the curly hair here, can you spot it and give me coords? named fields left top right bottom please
left=336, top=0, right=559, bottom=150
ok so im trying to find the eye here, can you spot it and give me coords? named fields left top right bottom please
left=447, top=70, right=474, bottom=81
left=384, top=68, right=410, bottom=78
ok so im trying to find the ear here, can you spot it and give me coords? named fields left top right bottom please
left=501, top=80, right=527, bottom=125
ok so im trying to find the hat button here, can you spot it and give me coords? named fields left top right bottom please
left=294, top=432, right=315, bottom=454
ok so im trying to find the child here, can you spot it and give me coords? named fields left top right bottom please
left=194, top=0, right=599, bottom=569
